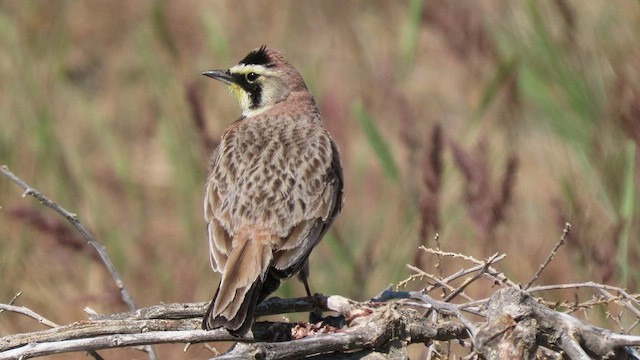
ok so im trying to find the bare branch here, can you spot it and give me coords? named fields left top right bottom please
left=442, top=252, right=502, bottom=303
left=476, top=287, right=640, bottom=359
left=90, top=297, right=316, bottom=322
left=527, top=282, right=640, bottom=310
left=215, top=305, right=467, bottom=360
left=0, top=329, right=231, bottom=360
left=419, top=246, right=485, bottom=265
left=0, top=296, right=468, bottom=359
left=599, top=289, right=640, bottom=321
left=0, top=166, right=137, bottom=310
left=419, top=247, right=517, bottom=287
left=0, top=293, right=21, bottom=317
left=410, top=292, right=478, bottom=337
left=0, top=304, right=58, bottom=328
left=404, top=264, right=475, bottom=302
left=0, top=166, right=157, bottom=360
left=524, top=222, right=571, bottom=289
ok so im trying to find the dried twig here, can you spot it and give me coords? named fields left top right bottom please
left=420, top=246, right=485, bottom=264
left=0, top=329, right=225, bottom=360
left=477, top=288, right=640, bottom=359
left=0, top=304, right=58, bottom=328
left=524, top=222, right=571, bottom=289
left=527, top=281, right=640, bottom=310
left=401, top=251, right=509, bottom=308
left=417, top=247, right=514, bottom=287
left=404, top=264, right=475, bottom=302
left=0, top=166, right=136, bottom=310
left=0, top=293, right=21, bottom=317
left=443, top=252, right=501, bottom=303
left=0, top=166, right=157, bottom=360
left=434, top=233, right=443, bottom=278
left=410, top=292, right=479, bottom=338
left=599, top=288, right=640, bottom=320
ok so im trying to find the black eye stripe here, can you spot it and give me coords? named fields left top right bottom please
left=230, top=73, right=262, bottom=109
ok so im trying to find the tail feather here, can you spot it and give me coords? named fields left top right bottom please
left=202, top=279, right=263, bottom=335
left=202, top=228, right=274, bottom=335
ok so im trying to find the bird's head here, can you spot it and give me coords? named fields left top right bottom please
left=203, top=46, right=307, bottom=117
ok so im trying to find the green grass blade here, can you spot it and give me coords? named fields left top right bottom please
left=201, top=14, right=231, bottom=63
left=352, top=101, right=399, bottom=182
left=151, top=1, right=178, bottom=58
left=617, top=141, right=637, bottom=286
left=400, top=0, right=424, bottom=69
left=475, top=56, right=519, bottom=118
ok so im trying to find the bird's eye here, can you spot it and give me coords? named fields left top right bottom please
left=245, top=72, right=259, bottom=83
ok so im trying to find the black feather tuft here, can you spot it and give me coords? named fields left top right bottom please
left=239, top=45, right=272, bottom=67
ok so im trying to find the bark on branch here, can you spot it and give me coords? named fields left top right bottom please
left=475, top=288, right=640, bottom=359
left=0, top=295, right=466, bottom=359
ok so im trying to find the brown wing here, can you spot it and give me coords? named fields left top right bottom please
left=204, top=144, right=232, bottom=274
left=271, top=136, right=344, bottom=277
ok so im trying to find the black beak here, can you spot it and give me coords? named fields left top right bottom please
left=202, top=69, right=233, bottom=85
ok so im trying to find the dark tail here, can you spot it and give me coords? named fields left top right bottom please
left=202, top=279, right=263, bottom=335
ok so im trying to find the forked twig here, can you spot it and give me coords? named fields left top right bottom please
left=0, top=293, right=21, bottom=317
left=404, top=264, right=475, bottom=302
left=443, top=252, right=501, bottom=303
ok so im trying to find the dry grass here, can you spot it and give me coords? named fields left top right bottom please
left=1, top=1, right=639, bottom=358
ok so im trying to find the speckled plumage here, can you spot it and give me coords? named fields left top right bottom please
left=202, top=47, right=343, bottom=335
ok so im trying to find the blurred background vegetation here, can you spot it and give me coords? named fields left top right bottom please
left=1, top=1, right=639, bottom=358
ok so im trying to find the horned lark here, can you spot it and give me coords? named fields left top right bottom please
left=201, top=46, right=343, bottom=335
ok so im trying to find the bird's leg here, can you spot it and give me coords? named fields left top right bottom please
left=297, top=260, right=313, bottom=298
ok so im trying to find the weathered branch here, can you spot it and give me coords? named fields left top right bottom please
left=0, top=304, right=57, bottom=328
left=0, top=295, right=467, bottom=359
left=4, top=287, right=637, bottom=359
left=3, top=278, right=640, bottom=359
left=476, top=287, right=640, bottom=359
left=214, top=305, right=467, bottom=360
left=0, top=329, right=227, bottom=360
left=0, top=297, right=318, bottom=354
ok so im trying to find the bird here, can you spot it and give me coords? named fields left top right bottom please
left=201, top=45, right=343, bottom=335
